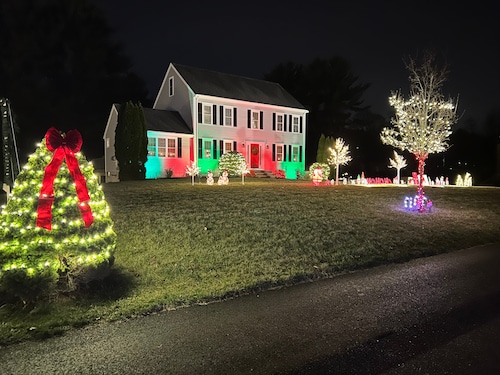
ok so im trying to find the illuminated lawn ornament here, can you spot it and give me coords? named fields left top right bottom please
left=217, top=170, right=229, bottom=185
left=404, top=195, right=433, bottom=212
left=206, top=170, right=214, bottom=185
left=0, top=129, right=116, bottom=303
left=309, top=162, right=330, bottom=186
left=388, top=151, right=407, bottom=184
left=185, top=161, right=200, bottom=185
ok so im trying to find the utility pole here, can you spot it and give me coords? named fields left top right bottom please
left=1, top=98, right=21, bottom=197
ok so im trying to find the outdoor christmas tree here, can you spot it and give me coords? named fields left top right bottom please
left=328, top=138, right=352, bottom=185
left=0, top=128, right=116, bottom=303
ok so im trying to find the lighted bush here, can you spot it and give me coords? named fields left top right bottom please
left=218, top=151, right=246, bottom=176
left=0, top=134, right=116, bottom=303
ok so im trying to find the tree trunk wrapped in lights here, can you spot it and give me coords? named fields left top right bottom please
left=380, top=52, right=458, bottom=212
left=0, top=129, right=116, bottom=303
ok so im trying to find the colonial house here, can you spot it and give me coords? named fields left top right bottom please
left=103, top=63, right=308, bottom=182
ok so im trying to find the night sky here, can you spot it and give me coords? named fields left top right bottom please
left=95, top=0, right=499, bottom=129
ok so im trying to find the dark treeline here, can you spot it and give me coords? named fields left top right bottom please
left=0, top=0, right=149, bottom=163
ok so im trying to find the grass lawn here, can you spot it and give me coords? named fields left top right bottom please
left=1, top=178, right=499, bottom=345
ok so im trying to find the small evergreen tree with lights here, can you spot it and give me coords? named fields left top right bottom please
left=0, top=129, right=116, bottom=304
left=218, top=151, right=246, bottom=176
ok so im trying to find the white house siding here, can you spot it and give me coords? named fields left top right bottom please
left=103, top=105, right=119, bottom=182
left=153, top=66, right=194, bottom=130
left=145, top=131, right=192, bottom=178
left=193, top=94, right=307, bottom=177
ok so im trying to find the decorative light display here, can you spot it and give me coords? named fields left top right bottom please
left=404, top=195, right=433, bottom=212
left=388, top=150, right=407, bottom=184
left=309, top=162, right=330, bottom=185
left=217, top=170, right=229, bottom=185
left=185, top=161, right=200, bottom=185
left=380, top=53, right=458, bottom=212
left=206, top=170, right=214, bottom=185
left=0, top=129, right=116, bottom=298
left=327, top=138, right=352, bottom=185
left=456, top=172, right=472, bottom=187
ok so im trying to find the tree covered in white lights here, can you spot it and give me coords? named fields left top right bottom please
left=218, top=151, right=246, bottom=177
left=185, top=161, right=200, bottom=185
left=381, top=52, right=458, bottom=211
left=328, top=138, right=352, bottom=185
left=0, top=132, right=116, bottom=303
left=388, top=150, right=407, bottom=184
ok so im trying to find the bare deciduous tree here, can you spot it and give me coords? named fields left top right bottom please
left=381, top=52, right=459, bottom=211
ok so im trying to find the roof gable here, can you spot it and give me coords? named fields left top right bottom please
left=172, top=63, right=306, bottom=110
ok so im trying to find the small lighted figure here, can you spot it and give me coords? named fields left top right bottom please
left=218, top=170, right=229, bottom=185
left=206, top=170, right=214, bottom=185
left=312, top=167, right=323, bottom=186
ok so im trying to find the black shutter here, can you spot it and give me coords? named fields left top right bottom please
left=247, top=109, right=251, bottom=128
left=283, top=144, right=287, bottom=161
left=299, top=146, right=302, bottom=162
left=198, top=103, right=202, bottom=123
left=233, top=108, right=237, bottom=127
left=260, top=111, right=263, bottom=129
left=212, top=105, right=217, bottom=124
left=272, top=113, right=276, bottom=131
left=272, top=144, right=276, bottom=161
left=177, top=138, right=182, bottom=158
left=220, top=140, right=224, bottom=156
left=220, top=106, right=224, bottom=125
left=198, top=139, right=202, bottom=158
left=233, top=141, right=237, bottom=151
left=284, top=115, right=287, bottom=132
left=289, top=115, right=293, bottom=132
left=288, top=145, right=292, bottom=161
left=300, top=117, right=303, bottom=133
left=213, top=139, right=217, bottom=159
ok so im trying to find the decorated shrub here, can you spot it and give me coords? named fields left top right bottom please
left=218, top=151, right=246, bottom=176
left=0, top=128, right=116, bottom=303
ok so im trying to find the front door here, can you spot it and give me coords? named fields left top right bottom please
left=250, top=144, right=260, bottom=168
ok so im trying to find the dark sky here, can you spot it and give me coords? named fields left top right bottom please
left=96, top=0, right=499, bottom=129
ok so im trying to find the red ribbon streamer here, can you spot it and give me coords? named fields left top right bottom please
left=36, top=127, right=94, bottom=230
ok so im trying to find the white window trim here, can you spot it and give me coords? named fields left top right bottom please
left=167, top=138, right=177, bottom=158
left=224, top=107, right=233, bottom=126
left=276, top=113, right=284, bottom=132
left=276, top=144, right=284, bottom=162
left=251, top=110, right=259, bottom=129
left=147, top=137, right=157, bottom=157
left=292, top=115, right=300, bottom=133
left=292, top=145, right=299, bottom=162
left=203, top=104, right=213, bottom=125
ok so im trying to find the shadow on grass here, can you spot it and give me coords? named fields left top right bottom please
left=73, top=265, right=137, bottom=303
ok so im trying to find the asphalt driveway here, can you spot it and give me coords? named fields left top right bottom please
left=1, top=242, right=500, bottom=374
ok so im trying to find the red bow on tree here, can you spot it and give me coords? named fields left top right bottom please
left=36, top=127, right=94, bottom=230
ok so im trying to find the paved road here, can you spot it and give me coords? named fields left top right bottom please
left=1, top=243, right=500, bottom=374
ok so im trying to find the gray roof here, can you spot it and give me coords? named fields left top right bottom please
left=173, top=63, right=306, bottom=110
left=142, top=108, right=191, bottom=134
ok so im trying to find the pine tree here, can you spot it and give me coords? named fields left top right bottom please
left=316, top=134, right=326, bottom=163
left=0, top=130, right=116, bottom=303
left=218, top=152, right=246, bottom=177
left=115, top=101, right=147, bottom=181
